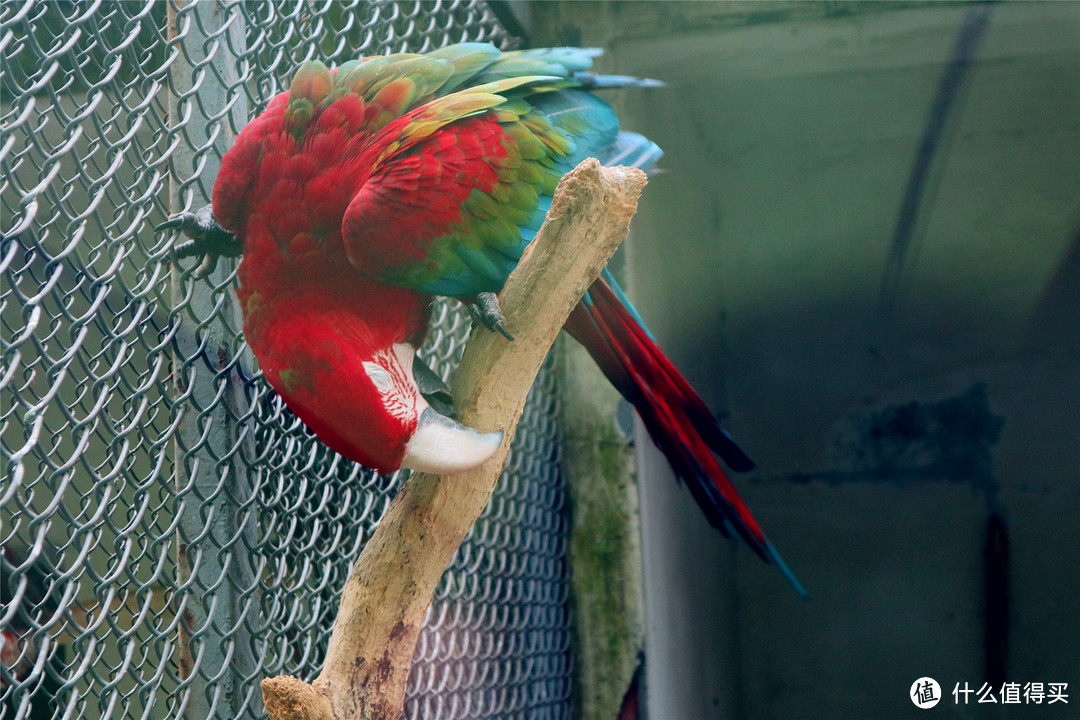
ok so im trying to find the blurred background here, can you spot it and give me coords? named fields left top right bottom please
left=524, top=1, right=1079, bottom=718
left=2, top=2, right=1077, bottom=719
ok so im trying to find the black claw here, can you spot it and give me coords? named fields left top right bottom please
left=413, top=354, right=456, bottom=418
left=493, top=319, right=514, bottom=341
left=157, top=205, right=242, bottom=276
left=470, top=292, right=514, bottom=341
left=153, top=213, right=193, bottom=233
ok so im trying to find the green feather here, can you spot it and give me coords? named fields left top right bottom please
left=285, top=60, right=333, bottom=138
left=502, top=47, right=602, bottom=72
left=515, top=160, right=544, bottom=186
left=472, top=215, right=520, bottom=248
left=334, top=57, right=388, bottom=95
left=455, top=246, right=503, bottom=282
left=506, top=182, right=538, bottom=212
left=425, top=43, right=501, bottom=93
left=367, top=57, right=453, bottom=99
left=464, top=189, right=503, bottom=220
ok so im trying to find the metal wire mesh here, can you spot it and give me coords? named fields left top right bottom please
left=1, top=2, right=571, bottom=718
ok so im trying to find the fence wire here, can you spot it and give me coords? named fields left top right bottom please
left=1, top=2, right=571, bottom=719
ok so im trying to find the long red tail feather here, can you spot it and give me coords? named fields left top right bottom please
left=564, top=275, right=807, bottom=597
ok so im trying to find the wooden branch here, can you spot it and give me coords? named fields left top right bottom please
left=261, top=158, right=648, bottom=720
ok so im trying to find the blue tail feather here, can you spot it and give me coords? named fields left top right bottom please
left=573, top=71, right=666, bottom=89
left=603, top=132, right=664, bottom=172
left=767, top=542, right=810, bottom=600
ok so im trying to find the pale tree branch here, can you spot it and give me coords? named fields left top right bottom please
left=261, top=158, right=648, bottom=720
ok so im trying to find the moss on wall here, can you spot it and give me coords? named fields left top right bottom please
left=556, top=336, right=643, bottom=720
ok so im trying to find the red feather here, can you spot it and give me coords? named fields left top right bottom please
left=251, top=280, right=431, bottom=473
left=342, top=114, right=509, bottom=279
left=566, top=279, right=794, bottom=571
left=207, top=47, right=804, bottom=594
left=566, top=278, right=808, bottom=596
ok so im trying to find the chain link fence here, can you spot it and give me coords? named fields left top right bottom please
left=1, top=2, right=572, bottom=718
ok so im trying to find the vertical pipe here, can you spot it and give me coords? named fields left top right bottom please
left=878, top=2, right=993, bottom=312
left=165, top=2, right=260, bottom=718
left=985, top=513, right=1008, bottom=691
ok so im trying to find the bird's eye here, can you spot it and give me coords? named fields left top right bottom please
left=363, top=362, right=394, bottom=393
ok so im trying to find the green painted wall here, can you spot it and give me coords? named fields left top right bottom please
left=533, top=2, right=1079, bottom=718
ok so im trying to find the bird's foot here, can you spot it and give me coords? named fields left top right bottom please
left=412, top=354, right=456, bottom=418
left=156, top=204, right=242, bottom=277
left=468, top=292, right=514, bottom=341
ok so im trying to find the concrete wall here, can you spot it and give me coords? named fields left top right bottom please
left=531, top=2, right=1079, bottom=718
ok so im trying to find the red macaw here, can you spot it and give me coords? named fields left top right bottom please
left=162, top=43, right=805, bottom=596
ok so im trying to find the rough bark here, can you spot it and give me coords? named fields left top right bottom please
left=261, top=158, right=648, bottom=720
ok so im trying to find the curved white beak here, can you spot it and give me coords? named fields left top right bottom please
left=401, top=407, right=503, bottom=475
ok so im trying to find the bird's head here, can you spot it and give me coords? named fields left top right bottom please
left=263, top=329, right=502, bottom=476
left=356, top=341, right=504, bottom=474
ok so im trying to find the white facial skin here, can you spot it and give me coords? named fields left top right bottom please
left=362, top=343, right=419, bottom=425
left=363, top=343, right=503, bottom=474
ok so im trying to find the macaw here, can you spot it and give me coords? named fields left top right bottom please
left=161, top=43, right=805, bottom=596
